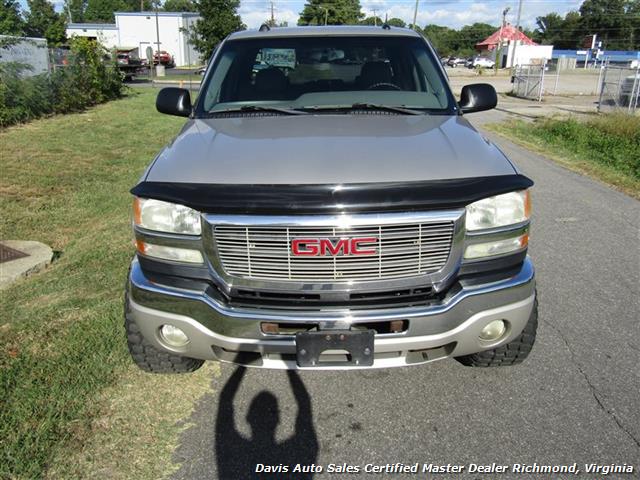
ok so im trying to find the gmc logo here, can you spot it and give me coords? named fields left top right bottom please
left=292, top=237, right=378, bottom=256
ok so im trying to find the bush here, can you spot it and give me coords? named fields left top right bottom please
left=533, top=115, right=640, bottom=179
left=0, top=37, right=124, bottom=127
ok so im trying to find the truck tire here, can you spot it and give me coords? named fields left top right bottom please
left=455, top=298, right=538, bottom=367
left=125, top=299, right=204, bottom=374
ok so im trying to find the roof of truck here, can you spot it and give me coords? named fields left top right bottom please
left=228, top=25, right=422, bottom=40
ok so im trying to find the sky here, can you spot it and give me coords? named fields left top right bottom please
left=37, top=0, right=584, bottom=30
left=239, top=0, right=583, bottom=30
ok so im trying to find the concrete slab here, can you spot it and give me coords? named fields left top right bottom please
left=0, top=240, right=53, bottom=290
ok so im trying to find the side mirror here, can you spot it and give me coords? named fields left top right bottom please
left=459, top=83, right=497, bottom=114
left=156, top=87, right=192, bottom=117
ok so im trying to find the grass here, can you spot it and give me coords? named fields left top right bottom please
left=487, top=114, right=640, bottom=198
left=0, top=88, right=213, bottom=479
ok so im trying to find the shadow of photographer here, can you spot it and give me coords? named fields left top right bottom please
left=215, top=364, right=319, bottom=479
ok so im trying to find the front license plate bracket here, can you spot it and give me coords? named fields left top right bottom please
left=296, top=330, right=374, bottom=367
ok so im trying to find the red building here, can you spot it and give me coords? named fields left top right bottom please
left=476, top=24, right=537, bottom=51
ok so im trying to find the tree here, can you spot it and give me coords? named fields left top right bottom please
left=84, top=0, right=131, bottom=22
left=0, top=0, right=24, bottom=35
left=298, top=0, right=363, bottom=26
left=64, top=0, right=87, bottom=23
left=534, top=12, right=564, bottom=45
left=123, top=0, right=152, bottom=10
left=189, top=0, right=244, bottom=59
left=386, top=17, right=406, bottom=28
left=422, top=24, right=457, bottom=55
left=24, top=0, right=66, bottom=45
left=163, top=0, right=197, bottom=11
left=579, top=0, right=639, bottom=50
left=360, top=16, right=382, bottom=26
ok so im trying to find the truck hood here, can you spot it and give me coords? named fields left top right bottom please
left=145, top=114, right=515, bottom=184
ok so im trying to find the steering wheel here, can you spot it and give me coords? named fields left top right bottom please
left=367, top=82, right=402, bottom=91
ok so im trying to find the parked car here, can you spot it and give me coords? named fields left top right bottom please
left=126, top=26, right=536, bottom=372
left=471, top=57, right=495, bottom=69
left=446, top=56, right=467, bottom=67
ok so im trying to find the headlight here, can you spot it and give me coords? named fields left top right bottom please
left=466, top=190, right=530, bottom=231
left=133, top=197, right=201, bottom=235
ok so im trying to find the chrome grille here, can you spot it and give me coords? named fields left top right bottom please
left=213, top=221, right=454, bottom=282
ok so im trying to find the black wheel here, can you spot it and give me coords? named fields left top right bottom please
left=125, top=295, right=204, bottom=374
left=455, top=297, right=538, bottom=367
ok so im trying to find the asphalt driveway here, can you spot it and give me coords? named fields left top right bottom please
left=171, top=112, right=640, bottom=479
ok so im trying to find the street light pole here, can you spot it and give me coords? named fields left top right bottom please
left=412, top=0, right=419, bottom=30
left=324, top=7, right=328, bottom=26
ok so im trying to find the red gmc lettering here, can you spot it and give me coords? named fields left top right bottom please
left=291, top=237, right=378, bottom=256
left=292, top=238, right=319, bottom=256
left=350, top=237, right=378, bottom=255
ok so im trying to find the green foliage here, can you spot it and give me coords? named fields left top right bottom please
left=421, top=22, right=495, bottom=56
left=386, top=17, right=406, bottom=28
left=298, top=0, right=364, bottom=26
left=0, top=0, right=24, bottom=35
left=532, top=116, right=640, bottom=179
left=0, top=36, right=123, bottom=127
left=84, top=0, right=130, bottom=22
left=534, top=1, right=640, bottom=50
left=360, top=15, right=382, bottom=26
left=64, top=0, right=87, bottom=23
left=189, top=0, right=244, bottom=60
left=579, top=0, right=639, bottom=50
left=163, top=0, right=197, bottom=12
left=24, top=0, right=67, bottom=45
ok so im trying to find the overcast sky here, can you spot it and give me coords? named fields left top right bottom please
left=38, top=0, right=583, bottom=30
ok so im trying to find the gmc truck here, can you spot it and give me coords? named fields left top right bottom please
left=125, top=25, right=537, bottom=372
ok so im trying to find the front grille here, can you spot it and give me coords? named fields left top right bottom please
left=213, top=221, right=454, bottom=282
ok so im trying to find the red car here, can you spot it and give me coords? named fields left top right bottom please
left=153, top=51, right=175, bottom=67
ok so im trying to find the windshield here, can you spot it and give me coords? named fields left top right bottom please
left=196, top=35, right=455, bottom=115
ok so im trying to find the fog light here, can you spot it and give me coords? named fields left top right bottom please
left=159, top=324, right=189, bottom=347
left=479, top=320, right=506, bottom=341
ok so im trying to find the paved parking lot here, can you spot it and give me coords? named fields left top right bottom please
left=168, top=108, right=640, bottom=478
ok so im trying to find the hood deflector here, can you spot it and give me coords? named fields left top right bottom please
left=130, top=175, right=534, bottom=214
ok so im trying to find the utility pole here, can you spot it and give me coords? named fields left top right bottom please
left=412, top=0, right=419, bottom=30
left=270, top=2, right=275, bottom=25
left=141, top=0, right=144, bottom=11
left=495, top=7, right=510, bottom=71
left=372, top=8, right=378, bottom=26
left=154, top=1, right=161, bottom=74
left=509, top=0, right=523, bottom=69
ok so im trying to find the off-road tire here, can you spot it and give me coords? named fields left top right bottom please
left=455, top=297, right=538, bottom=367
left=125, top=298, right=204, bottom=374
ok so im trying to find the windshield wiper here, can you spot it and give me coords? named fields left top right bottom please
left=204, top=105, right=308, bottom=116
left=302, top=103, right=424, bottom=115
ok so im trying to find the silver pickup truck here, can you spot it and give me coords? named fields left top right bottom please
left=126, top=25, right=536, bottom=372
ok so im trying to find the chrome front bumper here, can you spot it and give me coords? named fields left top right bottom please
left=126, top=257, right=536, bottom=369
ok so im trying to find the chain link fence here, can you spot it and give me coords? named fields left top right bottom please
left=597, top=61, right=640, bottom=113
left=511, top=63, right=546, bottom=101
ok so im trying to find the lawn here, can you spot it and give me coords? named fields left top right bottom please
left=0, top=88, right=214, bottom=479
left=487, top=114, right=640, bottom=198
